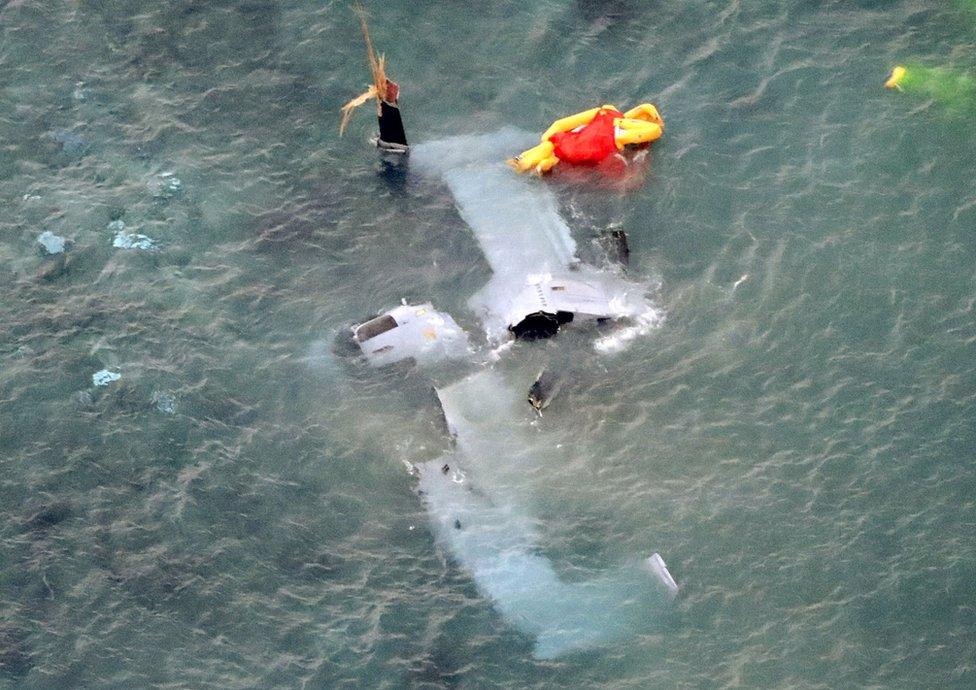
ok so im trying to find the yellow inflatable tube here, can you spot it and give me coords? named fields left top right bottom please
left=540, top=104, right=619, bottom=142
left=533, top=155, right=560, bottom=174
left=509, top=140, right=555, bottom=173
left=613, top=119, right=663, bottom=148
left=623, top=103, right=664, bottom=127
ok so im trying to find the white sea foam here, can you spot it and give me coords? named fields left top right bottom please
left=594, top=304, right=666, bottom=354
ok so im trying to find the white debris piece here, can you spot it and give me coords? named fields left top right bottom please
left=112, top=230, right=157, bottom=250
left=37, top=231, right=67, bottom=255
left=92, top=369, right=121, bottom=386
left=646, top=552, right=679, bottom=599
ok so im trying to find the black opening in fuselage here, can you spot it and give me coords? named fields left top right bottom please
left=509, top=311, right=574, bottom=340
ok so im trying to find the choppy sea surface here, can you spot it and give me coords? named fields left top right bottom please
left=2, top=1, right=976, bottom=687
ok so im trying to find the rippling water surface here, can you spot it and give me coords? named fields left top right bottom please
left=2, top=1, right=976, bottom=687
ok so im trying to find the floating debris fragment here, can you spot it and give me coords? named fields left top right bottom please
left=593, top=306, right=664, bottom=354
left=108, top=218, right=156, bottom=249
left=37, top=231, right=67, bottom=255
left=527, top=369, right=563, bottom=416
left=646, top=552, right=679, bottom=599
left=112, top=230, right=157, bottom=250
left=599, top=228, right=630, bottom=266
left=92, top=369, right=121, bottom=387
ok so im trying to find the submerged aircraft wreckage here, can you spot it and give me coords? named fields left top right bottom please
left=338, top=11, right=677, bottom=659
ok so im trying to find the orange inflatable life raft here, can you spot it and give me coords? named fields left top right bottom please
left=508, top=103, right=664, bottom=175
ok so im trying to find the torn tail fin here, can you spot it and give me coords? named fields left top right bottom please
left=377, top=98, right=408, bottom=150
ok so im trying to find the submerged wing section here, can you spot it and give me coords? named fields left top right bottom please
left=440, top=164, right=577, bottom=279
left=418, top=371, right=675, bottom=658
left=412, top=130, right=660, bottom=343
left=412, top=129, right=577, bottom=306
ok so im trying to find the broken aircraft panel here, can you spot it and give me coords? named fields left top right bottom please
left=599, top=228, right=631, bottom=266
left=527, top=368, right=564, bottom=415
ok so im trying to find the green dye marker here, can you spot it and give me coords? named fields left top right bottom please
left=885, top=64, right=976, bottom=113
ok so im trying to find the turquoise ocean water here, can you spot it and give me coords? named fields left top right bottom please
left=2, top=0, right=976, bottom=687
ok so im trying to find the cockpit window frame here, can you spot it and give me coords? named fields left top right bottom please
left=355, top=314, right=398, bottom=342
